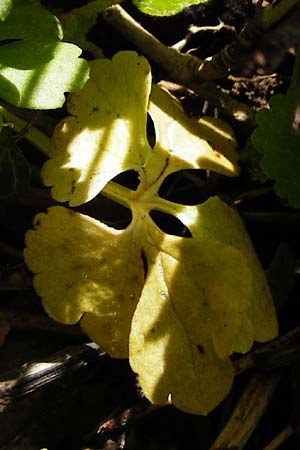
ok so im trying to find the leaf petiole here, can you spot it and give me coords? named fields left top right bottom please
left=0, top=106, right=50, bottom=156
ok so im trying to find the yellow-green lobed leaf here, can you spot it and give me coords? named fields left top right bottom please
left=25, top=51, right=278, bottom=415
left=25, top=205, right=144, bottom=358
left=149, top=85, right=239, bottom=178
left=42, top=52, right=152, bottom=206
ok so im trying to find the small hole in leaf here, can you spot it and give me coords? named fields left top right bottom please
left=150, top=210, right=192, bottom=238
left=158, top=169, right=211, bottom=205
left=112, top=170, right=140, bottom=191
left=76, top=195, right=132, bottom=230
left=147, top=114, right=156, bottom=148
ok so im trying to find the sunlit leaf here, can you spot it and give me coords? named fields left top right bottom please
left=0, top=0, right=89, bottom=109
left=149, top=85, right=239, bottom=178
left=42, top=54, right=238, bottom=206
left=133, top=0, right=207, bottom=16
left=0, top=40, right=90, bottom=109
left=42, top=52, right=152, bottom=206
left=25, top=51, right=278, bottom=415
left=130, top=199, right=254, bottom=414
left=26, top=206, right=144, bottom=358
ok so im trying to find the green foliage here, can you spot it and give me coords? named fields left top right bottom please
left=239, top=139, right=269, bottom=184
left=0, top=126, right=31, bottom=198
left=0, top=0, right=12, bottom=21
left=251, top=49, right=300, bottom=207
left=24, top=51, right=278, bottom=415
left=0, top=0, right=63, bottom=40
left=251, top=94, right=300, bottom=208
left=0, top=0, right=90, bottom=109
left=132, top=0, right=207, bottom=16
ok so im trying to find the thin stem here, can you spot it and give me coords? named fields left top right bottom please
left=103, top=5, right=200, bottom=85
left=209, top=372, right=280, bottom=450
left=1, top=308, right=85, bottom=338
left=234, top=326, right=300, bottom=375
left=261, top=0, right=300, bottom=31
left=102, top=5, right=256, bottom=129
left=102, top=5, right=257, bottom=82
left=0, top=105, right=50, bottom=156
left=233, top=185, right=274, bottom=205
left=262, top=425, right=294, bottom=450
left=0, top=342, right=103, bottom=407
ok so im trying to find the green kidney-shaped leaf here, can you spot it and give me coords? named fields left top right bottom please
left=0, top=0, right=89, bottom=109
left=0, top=40, right=89, bottom=109
left=25, top=51, right=278, bottom=415
left=133, top=0, right=207, bottom=16
left=252, top=94, right=300, bottom=208
left=0, top=0, right=62, bottom=40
